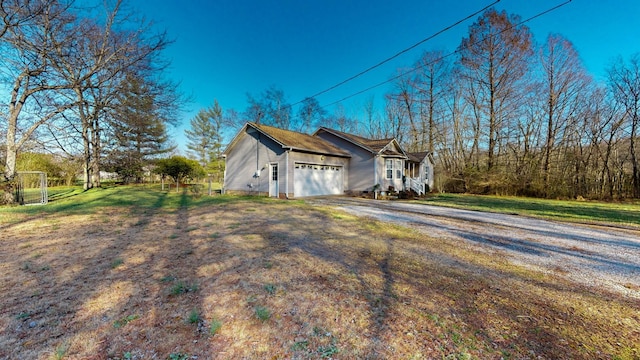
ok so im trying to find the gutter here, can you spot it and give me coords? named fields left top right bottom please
left=221, top=155, right=227, bottom=194
left=284, top=146, right=350, bottom=158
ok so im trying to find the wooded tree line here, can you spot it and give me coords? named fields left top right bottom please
left=388, top=8, right=640, bottom=200
left=0, top=0, right=177, bottom=203
left=232, top=8, right=640, bottom=200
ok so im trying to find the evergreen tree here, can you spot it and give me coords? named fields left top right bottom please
left=107, top=74, right=175, bottom=183
left=185, top=100, right=224, bottom=180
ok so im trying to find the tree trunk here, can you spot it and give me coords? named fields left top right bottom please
left=90, top=116, right=101, bottom=187
left=488, top=60, right=496, bottom=171
left=543, top=69, right=555, bottom=196
left=82, top=115, right=93, bottom=190
left=631, top=113, right=640, bottom=197
left=3, top=94, right=22, bottom=204
left=428, top=74, right=435, bottom=154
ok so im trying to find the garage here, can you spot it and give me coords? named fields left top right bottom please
left=294, top=163, right=343, bottom=197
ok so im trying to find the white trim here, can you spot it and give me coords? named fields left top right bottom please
left=285, top=150, right=290, bottom=198
left=269, top=162, right=279, bottom=197
left=385, top=159, right=393, bottom=180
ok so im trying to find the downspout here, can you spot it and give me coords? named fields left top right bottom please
left=374, top=154, right=379, bottom=190
left=373, top=154, right=380, bottom=200
left=256, top=133, right=260, bottom=173
left=285, top=150, right=290, bottom=199
left=222, top=155, right=227, bottom=194
left=256, top=133, right=261, bottom=194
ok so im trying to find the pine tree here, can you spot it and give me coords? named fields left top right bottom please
left=108, top=74, right=175, bottom=183
left=185, top=100, right=224, bottom=178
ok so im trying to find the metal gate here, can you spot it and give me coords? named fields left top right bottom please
left=16, top=171, right=48, bottom=205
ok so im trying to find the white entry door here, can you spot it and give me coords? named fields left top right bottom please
left=269, top=163, right=278, bottom=197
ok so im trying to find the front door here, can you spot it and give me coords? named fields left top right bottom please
left=269, top=163, right=278, bottom=197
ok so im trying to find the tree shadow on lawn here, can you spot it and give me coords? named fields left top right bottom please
left=3, top=197, right=638, bottom=359
left=210, top=203, right=640, bottom=359
left=0, top=189, right=208, bottom=358
left=349, top=202, right=640, bottom=286
left=0, top=186, right=142, bottom=232
left=204, top=205, right=580, bottom=357
left=0, top=189, right=291, bottom=358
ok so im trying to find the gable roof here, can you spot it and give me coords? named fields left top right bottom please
left=407, top=151, right=430, bottom=163
left=315, top=127, right=407, bottom=158
left=224, top=122, right=351, bottom=157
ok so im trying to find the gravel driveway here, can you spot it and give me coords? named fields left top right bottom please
left=307, top=197, right=640, bottom=298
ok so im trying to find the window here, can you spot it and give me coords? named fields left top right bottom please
left=385, top=159, right=393, bottom=179
left=396, top=160, right=402, bottom=179
left=424, top=165, right=429, bottom=182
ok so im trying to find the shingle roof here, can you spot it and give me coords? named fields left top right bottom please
left=407, top=151, right=430, bottom=163
left=316, top=127, right=396, bottom=153
left=249, top=122, right=351, bottom=157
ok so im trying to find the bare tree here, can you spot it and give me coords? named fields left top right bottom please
left=362, top=96, right=387, bottom=138
left=1, top=0, right=77, bottom=202
left=387, top=72, right=415, bottom=148
left=0, top=0, right=49, bottom=38
left=413, top=50, right=449, bottom=153
left=45, top=0, right=172, bottom=189
left=325, top=103, right=357, bottom=134
left=296, top=97, right=326, bottom=133
left=244, top=86, right=291, bottom=129
left=539, top=34, right=591, bottom=196
left=591, top=87, right=624, bottom=199
left=609, top=54, right=640, bottom=197
left=457, top=8, right=533, bottom=171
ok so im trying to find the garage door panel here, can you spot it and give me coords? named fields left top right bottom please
left=294, top=164, right=343, bottom=197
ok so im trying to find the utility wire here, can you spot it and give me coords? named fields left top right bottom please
left=322, top=0, right=573, bottom=109
left=290, top=0, right=501, bottom=107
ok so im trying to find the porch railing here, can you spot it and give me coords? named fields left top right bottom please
left=409, top=177, right=424, bottom=196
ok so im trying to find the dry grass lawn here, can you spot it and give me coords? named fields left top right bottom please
left=0, top=187, right=638, bottom=359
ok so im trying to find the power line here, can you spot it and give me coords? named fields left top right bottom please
left=290, top=0, right=501, bottom=108
left=322, top=0, right=573, bottom=109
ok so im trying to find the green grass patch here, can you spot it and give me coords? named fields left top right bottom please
left=168, top=353, right=189, bottom=360
left=0, top=185, right=272, bottom=219
left=53, top=341, right=69, bottom=360
left=111, top=258, right=124, bottom=269
left=254, top=306, right=270, bottom=321
left=317, top=344, right=339, bottom=358
left=209, top=318, right=222, bottom=336
left=160, top=275, right=176, bottom=282
left=263, top=283, right=276, bottom=295
left=16, top=311, right=32, bottom=320
left=113, top=314, right=139, bottom=328
left=422, top=193, right=640, bottom=226
left=291, top=340, right=309, bottom=351
left=188, top=309, right=201, bottom=324
left=170, top=280, right=198, bottom=295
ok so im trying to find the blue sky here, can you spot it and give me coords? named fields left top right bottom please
left=129, top=0, right=640, bottom=151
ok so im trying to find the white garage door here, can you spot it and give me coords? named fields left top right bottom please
left=294, top=163, right=343, bottom=197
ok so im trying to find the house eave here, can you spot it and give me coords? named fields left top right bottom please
left=285, top=146, right=351, bottom=158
